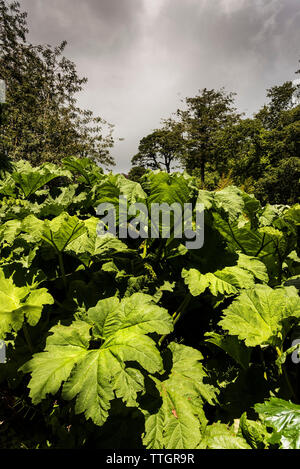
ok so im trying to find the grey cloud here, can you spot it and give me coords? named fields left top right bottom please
left=152, top=0, right=300, bottom=108
left=18, top=0, right=300, bottom=172
left=21, top=0, right=144, bottom=56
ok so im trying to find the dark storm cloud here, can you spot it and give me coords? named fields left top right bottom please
left=21, top=0, right=143, bottom=56
left=18, top=0, right=300, bottom=171
left=19, top=0, right=146, bottom=171
left=151, top=0, right=300, bottom=112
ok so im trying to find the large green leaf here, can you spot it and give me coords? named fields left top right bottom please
left=21, top=294, right=173, bottom=426
left=142, top=171, right=197, bottom=212
left=198, top=422, right=251, bottom=449
left=12, top=161, right=71, bottom=198
left=88, top=293, right=173, bottom=337
left=237, top=253, right=269, bottom=283
left=208, top=194, right=297, bottom=283
left=144, top=380, right=204, bottom=449
left=37, top=185, right=78, bottom=218
left=255, top=398, right=300, bottom=449
left=197, top=185, right=260, bottom=224
left=284, top=204, right=300, bottom=226
left=93, top=173, right=146, bottom=206
left=219, top=285, right=300, bottom=347
left=205, top=332, right=251, bottom=370
left=0, top=219, right=22, bottom=244
left=143, top=343, right=217, bottom=449
left=66, top=217, right=129, bottom=266
left=0, top=269, right=53, bottom=339
left=239, top=412, right=270, bottom=449
left=0, top=176, right=16, bottom=197
left=182, top=265, right=255, bottom=297
left=22, top=213, right=86, bottom=252
left=20, top=321, right=91, bottom=401
left=62, top=156, right=104, bottom=186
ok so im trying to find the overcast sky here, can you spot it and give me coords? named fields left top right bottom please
left=20, top=0, right=300, bottom=172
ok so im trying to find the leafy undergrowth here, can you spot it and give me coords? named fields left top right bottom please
left=0, top=158, right=299, bottom=449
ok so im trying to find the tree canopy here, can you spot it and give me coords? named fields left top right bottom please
left=130, top=66, right=300, bottom=205
left=0, top=0, right=115, bottom=169
left=131, top=120, right=185, bottom=173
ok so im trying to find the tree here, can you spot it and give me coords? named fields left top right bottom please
left=214, top=117, right=265, bottom=185
left=255, top=81, right=299, bottom=130
left=254, top=157, right=300, bottom=205
left=0, top=79, right=10, bottom=171
left=252, top=102, right=300, bottom=204
left=217, top=67, right=300, bottom=204
left=132, top=121, right=185, bottom=173
left=176, top=88, right=240, bottom=183
left=0, top=0, right=114, bottom=167
left=127, top=165, right=147, bottom=182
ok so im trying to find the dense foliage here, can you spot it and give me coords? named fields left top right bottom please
left=131, top=75, right=300, bottom=206
left=0, top=158, right=299, bottom=449
left=0, top=1, right=114, bottom=169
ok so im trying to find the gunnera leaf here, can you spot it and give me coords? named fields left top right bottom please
left=21, top=294, right=173, bottom=427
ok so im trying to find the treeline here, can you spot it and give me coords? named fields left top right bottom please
left=130, top=76, right=300, bottom=205
left=0, top=1, right=114, bottom=170
left=0, top=1, right=299, bottom=205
